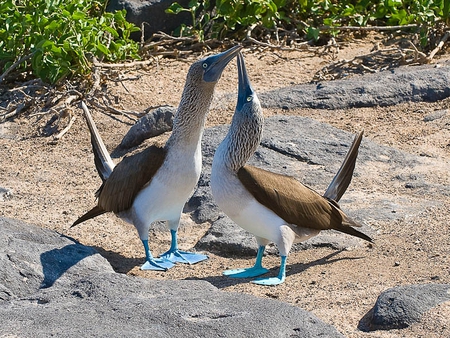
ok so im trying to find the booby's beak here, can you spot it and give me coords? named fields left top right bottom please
left=236, top=52, right=254, bottom=111
left=203, top=45, right=242, bottom=82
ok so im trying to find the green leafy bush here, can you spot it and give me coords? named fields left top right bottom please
left=0, top=0, right=140, bottom=84
left=167, top=0, right=449, bottom=47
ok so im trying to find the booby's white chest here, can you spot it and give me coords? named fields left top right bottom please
left=211, top=146, right=286, bottom=244
left=123, top=144, right=202, bottom=224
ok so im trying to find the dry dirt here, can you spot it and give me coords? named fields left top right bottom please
left=1, top=34, right=450, bottom=337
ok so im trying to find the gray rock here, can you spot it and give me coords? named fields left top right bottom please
left=193, top=115, right=447, bottom=255
left=0, top=217, right=112, bottom=301
left=0, top=186, right=12, bottom=201
left=366, top=284, right=450, bottom=330
left=107, top=0, right=192, bottom=41
left=259, top=63, right=450, bottom=110
left=423, top=109, right=448, bottom=122
left=119, top=106, right=175, bottom=149
left=0, top=217, right=344, bottom=338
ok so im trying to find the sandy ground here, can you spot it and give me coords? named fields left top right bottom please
left=1, top=33, right=450, bottom=337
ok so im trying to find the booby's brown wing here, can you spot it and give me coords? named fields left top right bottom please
left=97, top=145, right=167, bottom=213
left=237, top=165, right=372, bottom=242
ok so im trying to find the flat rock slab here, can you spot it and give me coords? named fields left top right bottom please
left=365, top=284, right=450, bottom=330
left=0, top=216, right=345, bottom=338
left=259, top=63, right=450, bottom=110
left=194, top=115, right=448, bottom=256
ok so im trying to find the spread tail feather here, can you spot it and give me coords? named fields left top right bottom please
left=324, top=130, right=363, bottom=202
left=81, top=101, right=115, bottom=181
left=71, top=206, right=107, bottom=228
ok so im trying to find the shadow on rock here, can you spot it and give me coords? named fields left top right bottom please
left=92, top=246, right=142, bottom=274
left=188, top=250, right=362, bottom=289
left=40, top=243, right=97, bottom=288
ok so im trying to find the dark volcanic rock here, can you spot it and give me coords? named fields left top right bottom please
left=0, top=216, right=344, bottom=338
left=119, top=106, right=176, bottom=149
left=367, top=284, right=450, bottom=330
left=259, top=63, right=450, bottom=110
left=107, top=0, right=192, bottom=41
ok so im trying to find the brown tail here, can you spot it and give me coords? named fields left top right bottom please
left=71, top=205, right=107, bottom=228
left=335, top=222, right=373, bottom=243
left=324, top=130, right=364, bottom=202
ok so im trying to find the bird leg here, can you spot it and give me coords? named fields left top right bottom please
left=159, top=229, right=208, bottom=264
left=223, top=245, right=269, bottom=278
left=252, top=255, right=287, bottom=286
left=140, top=239, right=175, bottom=271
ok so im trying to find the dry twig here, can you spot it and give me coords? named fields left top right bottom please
left=0, top=101, right=32, bottom=122
left=0, top=54, right=33, bottom=84
left=49, top=113, right=76, bottom=144
left=87, top=96, right=140, bottom=122
left=428, top=31, right=450, bottom=61
left=319, top=24, right=419, bottom=32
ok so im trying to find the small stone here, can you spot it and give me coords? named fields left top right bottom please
left=423, top=109, right=447, bottom=122
left=394, top=261, right=400, bottom=267
left=0, top=187, right=12, bottom=201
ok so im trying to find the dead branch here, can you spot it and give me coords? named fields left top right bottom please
left=93, top=59, right=155, bottom=69
left=87, top=97, right=140, bottom=122
left=406, top=40, right=428, bottom=63
left=319, top=24, right=419, bottom=32
left=0, top=53, right=33, bottom=84
left=90, top=56, right=101, bottom=94
left=313, top=43, right=429, bottom=81
left=49, top=113, right=76, bottom=144
left=0, top=101, right=32, bottom=122
left=428, top=31, right=450, bottom=61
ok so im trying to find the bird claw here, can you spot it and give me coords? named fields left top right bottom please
left=251, top=275, right=285, bottom=286
left=223, top=266, right=269, bottom=278
left=159, top=250, right=208, bottom=264
left=140, top=258, right=174, bottom=271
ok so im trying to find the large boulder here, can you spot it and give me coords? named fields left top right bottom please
left=107, top=0, right=192, bottom=41
left=0, top=216, right=345, bottom=337
left=365, top=284, right=450, bottom=330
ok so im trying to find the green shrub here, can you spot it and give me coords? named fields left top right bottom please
left=0, top=0, right=140, bottom=84
left=167, top=0, right=449, bottom=46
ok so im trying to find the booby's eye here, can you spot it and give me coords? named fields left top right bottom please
left=246, top=96, right=252, bottom=102
left=202, top=63, right=208, bottom=69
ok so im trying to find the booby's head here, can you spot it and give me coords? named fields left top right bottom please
left=198, top=45, right=242, bottom=83
left=217, top=51, right=263, bottom=171
left=236, top=52, right=260, bottom=112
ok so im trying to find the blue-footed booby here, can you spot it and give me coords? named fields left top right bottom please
left=210, top=53, right=372, bottom=286
left=72, top=45, right=242, bottom=271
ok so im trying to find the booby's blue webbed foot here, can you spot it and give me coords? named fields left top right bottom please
left=161, top=229, right=208, bottom=264
left=141, top=239, right=174, bottom=271
left=223, top=266, right=269, bottom=278
left=159, top=250, right=208, bottom=264
left=223, top=245, right=268, bottom=278
left=251, top=275, right=285, bottom=286
left=140, top=258, right=174, bottom=271
left=251, top=255, right=287, bottom=286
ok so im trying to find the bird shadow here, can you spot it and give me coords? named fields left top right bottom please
left=40, top=241, right=96, bottom=289
left=186, top=250, right=364, bottom=289
left=91, top=246, right=143, bottom=274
